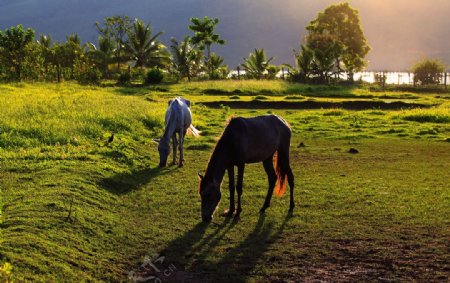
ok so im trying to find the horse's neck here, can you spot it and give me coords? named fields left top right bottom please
left=161, top=115, right=177, bottom=143
left=205, top=140, right=231, bottom=184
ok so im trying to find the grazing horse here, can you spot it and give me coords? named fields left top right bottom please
left=198, top=115, right=294, bottom=222
left=157, top=97, right=199, bottom=167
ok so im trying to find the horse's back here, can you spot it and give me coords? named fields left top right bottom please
left=224, top=115, right=291, bottom=163
left=166, top=97, right=192, bottom=130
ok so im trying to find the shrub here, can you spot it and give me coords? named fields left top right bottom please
left=412, top=58, right=445, bottom=85
left=76, top=68, right=102, bottom=85
left=117, top=72, right=131, bottom=84
left=144, top=68, right=164, bottom=85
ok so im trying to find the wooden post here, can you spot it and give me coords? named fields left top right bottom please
left=237, top=66, right=241, bottom=80
left=445, top=72, right=447, bottom=90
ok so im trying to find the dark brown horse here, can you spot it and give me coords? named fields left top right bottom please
left=198, top=115, right=294, bottom=222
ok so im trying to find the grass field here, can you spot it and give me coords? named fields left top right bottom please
left=0, top=81, right=449, bottom=282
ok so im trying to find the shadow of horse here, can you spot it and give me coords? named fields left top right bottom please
left=151, top=214, right=293, bottom=282
left=99, top=166, right=175, bottom=195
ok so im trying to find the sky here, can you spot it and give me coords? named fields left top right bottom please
left=0, top=0, right=448, bottom=70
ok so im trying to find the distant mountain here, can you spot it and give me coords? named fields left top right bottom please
left=0, top=0, right=449, bottom=70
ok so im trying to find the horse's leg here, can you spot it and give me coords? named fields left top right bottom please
left=171, top=133, right=178, bottom=166
left=260, top=156, right=277, bottom=213
left=235, top=164, right=245, bottom=220
left=178, top=129, right=185, bottom=167
left=287, top=165, right=295, bottom=213
left=222, top=166, right=235, bottom=217
left=280, top=149, right=295, bottom=213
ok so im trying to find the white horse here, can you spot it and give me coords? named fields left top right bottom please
left=157, top=97, right=199, bottom=167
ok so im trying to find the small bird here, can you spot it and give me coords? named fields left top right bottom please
left=107, top=133, right=114, bottom=144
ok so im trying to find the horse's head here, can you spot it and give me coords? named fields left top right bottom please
left=156, top=139, right=170, bottom=167
left=198, top=173, right=221, bottom=222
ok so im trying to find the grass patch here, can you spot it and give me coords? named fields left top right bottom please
left=1, top=81, right=449, bottom=282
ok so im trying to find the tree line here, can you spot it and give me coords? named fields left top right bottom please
left=0, top=2, right=446, bottom=85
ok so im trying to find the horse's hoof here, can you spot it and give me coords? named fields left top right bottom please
left=221, top=210, right=235, bottom=218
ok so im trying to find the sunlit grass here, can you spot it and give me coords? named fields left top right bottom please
left=0, top=81, right=449, bottom=281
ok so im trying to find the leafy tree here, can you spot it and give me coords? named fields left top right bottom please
left=126, top=19, right=170, bottom=68
left=96, top=15, right=131, bottom=70
left=306, top=2, right=370, bottom=81
left=412, top=58, right=446, bottom=85
left=241, top=48, right=274, bottom=79
left=307, top=33, right=340, bottom=83
left=38, top=34, right=54, bottom=75
left=188, top=16, right=226, bottom=78
left=170, top=36, right=203, bottom=81
left=0, top=25, right=35, bottom=80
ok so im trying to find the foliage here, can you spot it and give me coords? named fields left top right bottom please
left=144, top=68, right=164, bottom=84
left=306, top=33, right=341, bottom=83
left=286, top=45, right=314, bottom=82
left=241, top=48, right=274, bottom=79
left=374, top=72, right=387, bottom=87
left=126, top=19, right=170, bottom=68
left=0, top=25, right=36, bottom=81
left=117, top=71, right=131, bottom=84
left=170, top=36, right=204, bottom=81
left=189, top=16, right=226, bottom=78
left=411, top=58, right=445, bottom=85
left=208, top=53, right=228, bottom=79
left=306, top=2, right=370, bottom=80
left=95, top=15, right=132, bottom=70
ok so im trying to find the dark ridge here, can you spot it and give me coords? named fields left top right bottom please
left=200, top=100, right=432, bottom=110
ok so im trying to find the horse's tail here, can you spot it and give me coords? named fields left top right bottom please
left=187, top=124, right=201, bottom=137
left=273, top=151, right=288, bottom=197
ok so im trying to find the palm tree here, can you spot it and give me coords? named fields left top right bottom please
left=188, top=16, right=226, bottom=77
left=170, top=37, right=203, bottom=81
left=85, top=36, right=114, bottom=77
left=241, top=48, right=274, bottom=79
left=126, top=19, right=170, bottom=68
left=208, top=53, right=228, bottom=79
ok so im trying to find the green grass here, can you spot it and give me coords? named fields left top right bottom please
left=0, top=81, right=449, bottom=282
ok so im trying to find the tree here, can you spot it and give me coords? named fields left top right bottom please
left=0, top=25, right=35, bottom=80
left=188, top=16, right=226, bottom=78
left=85, top=36, right=115, bottom=77
left=126, top=19, right=170, bottom=68
left=38, top=34, right=53, bottom=75
left=96, top=15, right=131, bottom=70
left=208, top=53, right=228, bottom=79
left=241, top=48, right=274, bottom=79
left=307, top=33, right=341, bottom=83
left=285, top=44, right=314, bottom=82
left=170, top=36, right=203, bottom=81
left=306, top=2, right=370, bottom=81
left=411, top=58, right=445, bottom=85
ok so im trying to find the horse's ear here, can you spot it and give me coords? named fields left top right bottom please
left=185, top=99, right=191, bottom=108
left=197, top=172, right=204, bottom=180
left=168, top=99, right=173, bottom=106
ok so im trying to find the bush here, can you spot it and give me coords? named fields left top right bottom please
left=144, top=68, right=164, bottom=85
left=412, top=58, right=445, bottom=85
left=117, top=72, right=131, bottom=84
left=76, top=68, right=102, bottom=85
